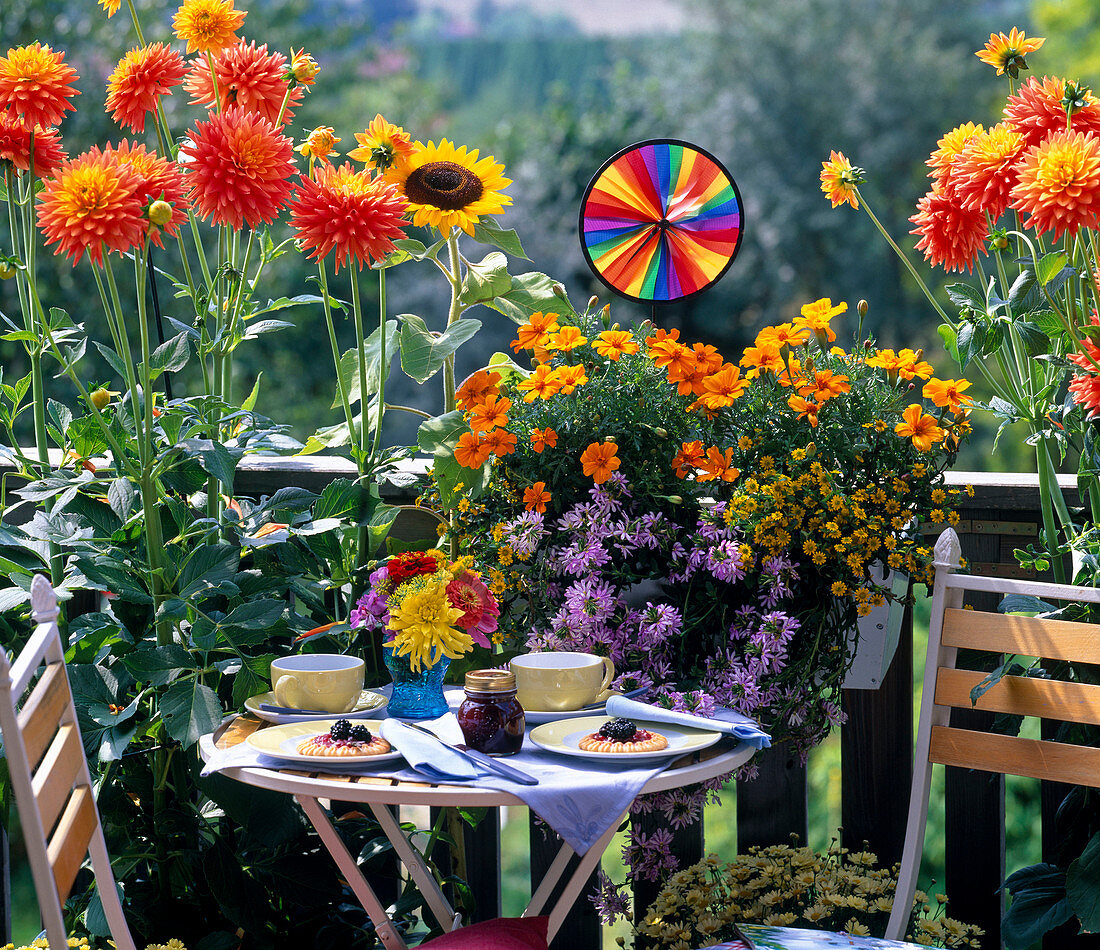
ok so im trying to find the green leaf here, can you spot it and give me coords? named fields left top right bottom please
left=332, top=320, right=399, bottom=408
left=418, top=411, right=488, bottom=506
left=956, top=322, right=981, bottom=369
left=945, top=282, right=986, bottom=311
left=93, top=342, right=129, bottom=382
left=178, top=438, right=237, bottom=491
left=251, top=294, right=326, bottom=317
left=178, top=542, right=239, bottom=598
left=1002, top=864, right=1073, bottom=949
left=486, top=271, right=573, bottom=323
left=242, top=318, right=294, bottom=340
left=399, top=314, right=482, bottom=384
left=160, top=679, right=223, bottom=748
left=471, top=218, right=530, bottom=260
left=1066, top=831, right=1100, bottom=930
left=122, top=644, right=197, bottom=686
left=1008, top=270, right=1039, bottom=312
left=222, top=599, right=284, bottom=630
left=458, top=251, right=512, bottom=307
left=68, top=416, right=109, bottom=459
left=1037, top=252, right=1069, bottom=286
left=417, top=410, right=469, bottom=456
left=0, top=331, right=39, bottom=343
left=231, top=653, right=278, bottom=709
left=1015, top=321, right=1050, bottom=356
left=937, top=324, right=959, bottom=364
left=241, top=372, right=262, bottom=412
left=107, top=477, right=135, bottom=520
left=380, top=237, right=446, bottom=267
left=150, top=332, right=190, bottom=373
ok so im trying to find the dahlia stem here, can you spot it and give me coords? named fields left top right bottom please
left=349, top=266, right=375, bottom=603
left=223, top=226, right=256, bottom=406
left=104, top=260, right=146, bottom=467
left=124, top=0, right=147, bottom=45
left=317, top=261, right=356, bottom=447
left=371, top=265, right=387, bottom=462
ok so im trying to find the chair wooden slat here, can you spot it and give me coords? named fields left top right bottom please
left=943, top=573, right=1100, bottom=603
left=929, top=724, right=1100, bottom=787
left=935, top=667, right=1100, bottom=725
left=32, top=722, right=82, bottom=836
left=46, top=783, right=96, bottom=902
left=941, top=608, right=1100, bottom=664
left=18, top=662, right=71, bottom=770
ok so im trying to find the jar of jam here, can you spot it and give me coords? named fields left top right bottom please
left=457, top=669, right=525, bottom=755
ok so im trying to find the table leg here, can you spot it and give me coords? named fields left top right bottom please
left=295, top=795, right=409, bottom=950
left=368, top=801, right=461, bottom=934
left=524, top=811, right=627, bottom=942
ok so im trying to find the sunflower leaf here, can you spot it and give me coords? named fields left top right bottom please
left=472, top=219, right=530, bottom=260
left=459, top=252, right=512, bottom=307
left=399, top=315, right=481, bottom=384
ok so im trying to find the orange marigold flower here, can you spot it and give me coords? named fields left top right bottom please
left=107, top=44, right=187, bottom=135
left=173, top=0, right=246, bottom=55
left=483, top=428, right=517, bottom=457
left=787, top=394, right=820, bottom=427
left=739, top=342, right=784, bottom=378
left=672, top=440, right=704, bottom=478
left=180, top=108, right=295, bottom=229
left=104, top=140, right=189, bottom=246
left=756, top=323, right=811, bottom=350
left=819, top=150, right=863, bottom=209
left=866, top=348, right=933, bottom=381
left=653, top=340, right=689, bottom=371
left=0, top=116, right=65, bottom=177
left=1004, top=76, right=1100, bottom=149
left=895, top=404, right=945, bottom=452
left=795, top=298, right=845, bottom=344
left=530, top=427, right=557, bottom=453
left=185, top=41, right=303, bottom=127
left=289, top=162, right=408, bottom=271
left=523, top=481, right=550, bottom=514
left=0, top=43, right=80, bottom=131
left=951, top=122, right=1025, bottom=218
left=297, top=126, right=340, bottom=165
left=455, top=370, right=501, bottom=410
left=580, top=441, right=620, bottom=484
left=548, top=325, right=587, bottom=352
left=516, top=364, right=561, bottom=402
left=1010, top=129, right=1100, bottom=242
left=799, top=369, right=850, bottom=403
left=556, top=364, right=588, bottom=395
left=700, top=363, right=748, bottom=409
left=927, top=122, right=984, bottom=191
left=511, top=311, right=560, bottom=352
left=909, top=187, right=988, bottom=273
left=454, top=431, right=490, bottom=469
left=289, top=49, right=320, bottom=86
left=776, top=356, right=806, bottom=389
left=696, top=446, right=738, bottom=483
left=923, top=377, right=973, bottom=413
left=348, top=114, right=416, bottom=173
left=976, top=27, right=1044, bottom=78
left=645, top=326, right=680, bottom=349
left=593, top=329, right=638, bottom=360
left=37, top=149, right=145, bottom=266
left=469, top=395, right=511, bottom=434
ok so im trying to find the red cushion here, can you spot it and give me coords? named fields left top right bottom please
left=419, top=916, right=549, bottom=949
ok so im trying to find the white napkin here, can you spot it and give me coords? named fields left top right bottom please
left=604, top=696, right=772, bottom=749
left=379, top=719, right=479, bottom=782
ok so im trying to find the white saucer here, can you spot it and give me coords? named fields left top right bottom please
left=244, top=689, right=388, bottom=724
left=523, top=703, right=610, bottom=725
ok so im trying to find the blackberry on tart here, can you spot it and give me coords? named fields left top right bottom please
left=578, top=717, right=668, bottom=753
left=297, top=718, right=392, bottom=757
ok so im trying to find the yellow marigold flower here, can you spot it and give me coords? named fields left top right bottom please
left=173, top=0, right=246, bottom=55
left=548, top=325, right=587, bottom=351
left=348, top=113, right=416, bottom=173
left=976, top=27, right=1044, bottom=78
left=297, top=126, right=341, bottom=164
left=820, top=150, right=864, bottom=209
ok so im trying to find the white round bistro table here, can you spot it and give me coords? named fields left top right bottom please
left=199, top=715, right=755, bottom=950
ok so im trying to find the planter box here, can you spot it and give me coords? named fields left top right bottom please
left=843, top=563, right=909, bottom=690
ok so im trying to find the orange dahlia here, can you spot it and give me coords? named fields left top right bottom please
left=926, top=122, right=983, bottom=191
left=0, top=43, right=80, bottom=131
left=909, top=187, right=988, bottom=274
left=975, top=28, right=1044, bottom=78
left=185, top=40, right=303, bottom=127
left=289, top=162, right=408, bottom=272
left=1010, top=130, right=1100, bottom=242
left=173, top=0, right=246, bottom=55
left=819, top=150, right=863, bottom=209
left=0, top=116, right=66, bottom=177
left=288, top=49, right=320, bottom=87
left=951, top=122, right=1025, bottom=218
left=297, top=126, right=340, bottom=164
left=103, top=140, right=189, bottom=246
left=348, top=114, right=416, bottom=174
left=37, top=149, right=145, bottom=266
left=1069, top=326, right=1100, bottom=417
left=180, top=108, right=295, bottom=229
left=99, top=0, right=122, bottom=15
left=107, top=44, right=187, bottom=134
left=1004, top=76, right=1100, bottom=149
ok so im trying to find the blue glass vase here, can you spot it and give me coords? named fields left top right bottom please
left=383, top=646, right=451, bottom=719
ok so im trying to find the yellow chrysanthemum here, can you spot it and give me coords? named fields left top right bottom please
left=388, top=577, right=470, bottom=672
left=173, top=0, right=246, bottom=55
left=384, top=138, right=512, bottom=236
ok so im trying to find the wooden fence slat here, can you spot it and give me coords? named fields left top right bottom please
left=735, top=742, right=807, bottom=851
left=631, top=805, right=704, bottom=947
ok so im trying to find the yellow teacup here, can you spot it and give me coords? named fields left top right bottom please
left=510, top=652, right=616, bottom=712
left=270, top=654, right=364, bottom=713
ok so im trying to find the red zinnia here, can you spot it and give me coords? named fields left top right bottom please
left=185, top=40, right=302, bottom=128
left=107, top=43, right=186, bottom=134
left=103, top=141, right=189, bottom=246
left=909, top=187, right=988, bottom=274
left=179, top=108, right=295, bottom=229
left=0, top=115, right=66, bottom=178
left=387, top=552, right=439, bottom=583
left=37, top=149, right=145, bottom=266
left=288, top=162, right=408, bottom=272
left=1010, top=129, right=1100, bottom=242
left=0, top=43, right=80, bottom=131
left=1004, top=76, right=1100, bottom=150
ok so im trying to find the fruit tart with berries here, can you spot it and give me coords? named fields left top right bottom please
left=578, top=718, right=668, bottom=753
left=297, top=719, right=392, bottom=757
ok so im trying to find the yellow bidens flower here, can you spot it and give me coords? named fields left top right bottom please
left=173, top=0, right=246, bottom=55
left=975, top=27, right=1044, bottom=78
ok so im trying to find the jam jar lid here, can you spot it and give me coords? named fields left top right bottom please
left=465, top=669, right=516, bottom=692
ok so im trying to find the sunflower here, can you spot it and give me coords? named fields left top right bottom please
left=975, top=28, right=1044, bottom=78
left=1010, top=129, right=1100, bottom=241
left=104, top=140, right=189, bottom=246
left=185, top=40, right=302, bottom=127
left=173, top=0, right=247, bottom=56
left=179, top=108, right=295, bottom=229
left=37, top=149, right=146, bottom=266
left=819, top=150, right=863, bottom=209
left=347, top=114, right=416, bottom=173
left=909, top=187, right=988, bottom=274
left=0, top=115, right=66, bottom=178
left=1004, top=76, right=1100, bottom=149
left=107, top=44, right=187, bottom=134
left=384, top=138, right=511, bottom=236
left=0, top=43, right=80, bottom=131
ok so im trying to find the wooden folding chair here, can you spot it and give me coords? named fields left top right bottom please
left=0, top=574, right=137, bottom=950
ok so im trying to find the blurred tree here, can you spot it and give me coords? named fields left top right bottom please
left=1033, top=0, right=1100, bottom=85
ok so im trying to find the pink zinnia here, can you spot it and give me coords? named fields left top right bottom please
left=447, top=570, right=499, bottom=647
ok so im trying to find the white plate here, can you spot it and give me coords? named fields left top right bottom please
left=244, top=689, right=388, bottom=724
left=528, top=715, right=722, bottom=762
left=245, top=719, right=404, bottom=767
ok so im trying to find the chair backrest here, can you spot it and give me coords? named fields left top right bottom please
left=885, top=528, right=1100, bottom=940
left=0, top=575, right=136, bottom=950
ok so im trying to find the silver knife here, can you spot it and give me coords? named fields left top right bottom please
left=402, top=722, right=539, bottom=785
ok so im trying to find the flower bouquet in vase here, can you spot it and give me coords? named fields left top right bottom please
left=350, top=550, right=500, bottom=718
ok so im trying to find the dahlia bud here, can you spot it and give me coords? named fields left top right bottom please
left=89, top=388, right=112, bottom=411
left=668, top=495, right=683, bottom=505
left=290, top=49, right=320, bottom=85
left=147, top=200, right=173, bottom=228
left=654, top=427, right=668, bottom=439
